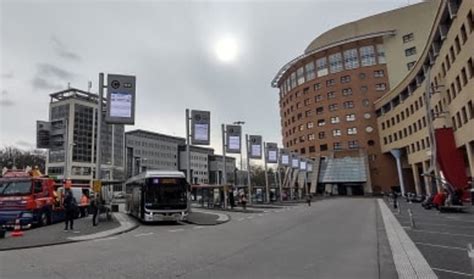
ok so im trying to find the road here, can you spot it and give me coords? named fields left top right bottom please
left=0, top=199, right=395, bottom=279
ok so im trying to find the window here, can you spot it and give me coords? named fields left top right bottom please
left=343, top=101, right=354, bottom=109
left=343, top=48, right=359, bottom=69
left=290, top=72, right=297, bottom=89
left=329, top=53, right=343, bottom=73
left=304, top=98, right=310, bottom=106
left=320, top=144, right=328, bottom=151
left=347, top=127, right=357, bottom=135
left=329, top=104, right=338, bottom=111
left=315, top=95, right=322, bottom=102
left=346, top=114, right=356, bottom=121
left=376, top=83, right=386, bottom=91
left=305, top=110, right=312, bottom=117
left=316, top=57, right=328, bottom=77
left=316, top=106, right=324, bottom=115
left=455, top=36, right=461, bottom=54
left=342, top=88, right=352, bottom=96
left=460, top=24, right=467, bottom=44
left=360, top=85, right=368, bottom=93
left=299, top=124, right=304, bottom=131
left=362, top=99, right=369, bottom=107
left=374, top=70, right=384, bottom=77
left=303, top=87, right=309, bottom=95
left=359, top=46, right=376, bottom=66
left=468, top=101, right=474, bottom=119
left=307, top=122, right=314, bottom=129
left=297, top=67, right=305, bottom=86
left=299, top=136, right=305, bottom=143
left=327, top=91, right=336, bottom=99
left=326, top=79, right=336, bottom=87
left=308, top=133, right=315, bottom=141
left=402, top=33, right=414, bottom=43
left=333, top=142, right=342, bottom=151
left=340, top=75, right=351, bottom=83
left=317, top=119, right=326, bottom=126
left=462, top=107, right=468, bottom=124
left=314, top=83, right=321, bottom=90
left=468, top=58, right=473, bottom=78
left=305, top=62, right=315, bottom=81
left=330, top=116, right=340, bottom=124
left=376, top=44, right=386, bottom=64
left=296, top=102, right=302, bottom=109
left=461, top=68, right=468, bottom=86
left=34, top=182, right=42, bottom=193
left=318, top=132, right=325, bottom=139
left=468, top=10, right=474, bottom=33
left=348, top=140, right=359, bottom=149
left=450, top=46, right=456, bottom=63
left=405, top=47, right=416, bottom=57
left=332, top=129, right=341, bottom=137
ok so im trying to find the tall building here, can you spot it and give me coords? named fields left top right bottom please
left=125, top=130, right=185, bottom=178
left=46, top=88, right=125, bottom=184
left=209, top=155, right=237, bottom=185
left=272, top=1, right=440, bottom=194
left=179, top=145, right=214, bottom=184
left=375, top=0, right=474, bottom=195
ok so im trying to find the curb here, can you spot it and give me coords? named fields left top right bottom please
left=0, top=213, right=139, bottom=252
left=186, top=210, right=231, bottom=226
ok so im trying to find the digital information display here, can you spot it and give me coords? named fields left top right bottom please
left=268, top=150, right=277, bottom=162
left=281, top=154, right=289, bottom=166
left=292, top=158, right=300, bottom=169
left=194, top=123, right=209, bottom=141
left=228, top=136, right=240, bottom=151
left=248, top=135, right=262, bottom=159
left=110, top=92, right=132, bottom=118
left=265, top=142, right=278, bottom=164
left=307, top=163, right=313, bottom=172
left=300, top=161, right=307, bottom=171
left=251, top=144, right=261, bottom=158
left=226, top=125, right=241, bottom=153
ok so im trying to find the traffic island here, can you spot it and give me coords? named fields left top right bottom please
left=186, top=210, right=230, bottom=225
left=0, top=213, right=138, bottom=251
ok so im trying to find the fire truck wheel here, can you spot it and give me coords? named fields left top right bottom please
left=38, top=211, right=51, bottom=227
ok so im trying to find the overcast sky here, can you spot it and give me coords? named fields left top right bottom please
left=1, top=0, right=421, bottom=156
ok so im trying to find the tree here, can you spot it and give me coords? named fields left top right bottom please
left=0, top=146, right=46, bottom=172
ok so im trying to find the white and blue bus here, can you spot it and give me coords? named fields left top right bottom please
left=125, top=171, right=190, bottom=222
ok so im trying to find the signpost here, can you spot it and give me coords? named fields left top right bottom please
left=246, top=135, right=262, bottom=205
left=186, top=109, right=211, bottom=183
left=225, top=125, right=241, bottom=154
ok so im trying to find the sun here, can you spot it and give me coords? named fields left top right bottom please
left=215, top=36, right=239, bottom=63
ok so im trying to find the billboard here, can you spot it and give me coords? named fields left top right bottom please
left=307, top=161, right=314, bottom=172
left=279, top=149, right=290, bottom=166
left=266, top=142, right=278, bottom=164
left=226, top=125, right=241, bottom=153
left=106, top=74, right=136, bottom=124
left=248, top=135, right=262, bottom=159
left=36, top=121, right=51, bottom=148
left=291, top=154, right=300, bottom=169
left=300, top=160, right=307, bottom=171
left=191, top=110, right=210, bottom=145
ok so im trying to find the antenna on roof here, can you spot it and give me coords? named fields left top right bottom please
left=88, top=81, right=92, bottom=92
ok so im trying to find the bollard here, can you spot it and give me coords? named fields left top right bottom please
left=468, top=243, right=473, bottom=279
left=408, top=208, right=416, bottom=229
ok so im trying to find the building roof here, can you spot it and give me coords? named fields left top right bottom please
left=49, top=87, right=99, bottom=103
left=126, top=129, right=186, bottom=143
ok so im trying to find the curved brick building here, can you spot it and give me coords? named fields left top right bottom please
left=272, top=1, right=440, bottom=195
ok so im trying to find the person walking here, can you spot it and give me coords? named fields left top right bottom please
left=90, top=194, right=99, bottom=226
left=241, top=193, right=247, bottom=211
left=63, top=187, right=77, bottom=231
left=229, top=189, right=235, bottom=210
left=306, top=194, right=312, bottom=206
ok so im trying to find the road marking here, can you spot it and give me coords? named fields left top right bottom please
left=193, top=226, right=205, bottom=230
left=258, top=214, right=264, bottom=217
left=263, top=210, right=269, bottom=213
left=378, top=199, right=437, bottom=279
left=134, top=232, right=154, bottom=237
left=169, top=228, right=185, bottom=233
left=93, top=236, right=118, bottom=242
left=432, top=267, right=472, bottom=277
left=414, top=242, right=467, bottom=251
left=247, top=216, right=254, bottom=219
left=410, top=229, right=474, bottom=238
left=237, top=218, right=245, bottom=221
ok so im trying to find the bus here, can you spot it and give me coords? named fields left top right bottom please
left=125, top=170, right=190, bottom=222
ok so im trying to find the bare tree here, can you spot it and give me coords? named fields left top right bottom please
left=0, top=146, right=46, bottom=172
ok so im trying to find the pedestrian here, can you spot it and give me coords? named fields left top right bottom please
left=63, top=187, right=77, bottom=231
left=229, top=190, right=235, bottom=210
left=79, top=190, right=90, bottom=218
left=90, top=194, right=99, bottom=226
left=306, top=194, right=312, bottom=206
left=241, top=193, right=247, bottom=211
left=392, top=191, right=398, bottom=209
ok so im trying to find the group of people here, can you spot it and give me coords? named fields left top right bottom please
left=62, top=185, right=100, bottom=231
left=228, top=190, right=248, bottom=210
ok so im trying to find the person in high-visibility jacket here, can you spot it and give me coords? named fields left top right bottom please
left=79, top=191, right=90, bottom=218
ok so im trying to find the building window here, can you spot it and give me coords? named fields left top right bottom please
left=327, top=91, right=336, bottom=99
left=343, top=101, right=354, bottom=109
left=342, top=88, right=352, bottom=96
left=375, top=83, right=387, bottom=91
left=330, top=116, right=340, bottom=124
left=468, top=101, right=474, bottom=119
left=305, top=110, right=312, bottom=117
left=318, top=132, right=325, bottom=139
left=348, top=140, right=359, bottom=149
left=299, top=124, right=304, bottom=131
left=326, top=79, right=336, bottom=87
left=340, top=75, right=351, bottom=83
left=315, top=95, right=323, bottom=102
left=460, top=24, right=467, bottom=44
left=299, top=136, right=305, bottom=143
left=376, top=44, right=386, bottom=64
left=374, top=70, right=384, bottom=78
left=290, top=72, right=297, bottom=89
left=461, top=68, right=468, bottom=86
left=308, top=133, right=315, bottom=141
left=332, top=129, right=342, bottom=137
left=307, top=122, right=314, bottom=129
left=314, top=83, right=321, bottom=90
left=316, top=57, right=328, bottom=77
left=455, top=36, right=461, bottom=54
left=329, top=104, right=338, bottom=111
left=450, top=46, right=456, bottom=63
left=346, top=114, right=356, bottom=121
left=360, top=85, right=368, bottom=93
left=316, top=107, right=324, bottom=115
left=297, top=67, right=305, bottom=86
left=329, top=52, right=343, bottom=73
left=304, top=98, right=310, bottom=106
left=320, top=144, right=328, bottom=151
left=405, top=47, right=416, bottom=57
left=309, top=146, right=316, bottom=153
left=468, top=10, right=474, bottom=33
left=333, top=142, right=342, bottom=151
left=362, top=99, right=369, bottom=107
left=317, top=119, right=326, bottom=126
left=305, top=62, right=315, bottom=81
left=359, top=45, right=376, bottom=66
left=468, top=58, right=473, bottom=78
left=347, top=127, right=357, bottom=135
left=343, top=48, right=359, bottom=69
left=402, top=33, right=414, bottom=43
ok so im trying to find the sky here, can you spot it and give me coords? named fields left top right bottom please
left=0, top=0, right=422, bottom=156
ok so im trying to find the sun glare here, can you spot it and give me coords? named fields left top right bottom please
left=215, top=36, right=238, bottom=63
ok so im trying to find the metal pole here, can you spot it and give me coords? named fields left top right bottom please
left=278, top=167, right=283, bottom=202
left=221, top=124, right=227, bottom=209
left=264, top=142, right=269, bottom=203
left=95, top=73, right=104, bottom=180
left=64, top=118, right=69, bottom=179
left=185, top=109, right=191, bottom=183
left=245, top=134, right=252, bottom=205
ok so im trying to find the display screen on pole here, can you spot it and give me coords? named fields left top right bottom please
left=106, top=74, right=136, bottom=124
left=265, top=142, right=278, bottom=164
left=248, top=135, right=262, bottom=159
left=300, top=161, right=307, bottom=171
left=307, top=163, right=313, bottom=172
left=292, top=157, right=300, bottom=169
left=191, top=110, right=210, bottom=145
left=281, top=154, right=289, bottom=166
left=226, top=125, right=241, bottom=153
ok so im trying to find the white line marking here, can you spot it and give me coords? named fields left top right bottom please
left=247, top=216, right=254, bottom=219
left=258, top=214, right=264, bottom=217
left=411, top=229, right=474, bottom=238
left=193, top=226, right=205, bottom=230
left=263, top=210, right=269, bottom=213
left=237, top=218, right=245, bottom=221
left=378, top=199, right=437, bottom=279
left=414, top=242, right=467, bottom=251
left=432, top=267, right=472, bottom=277
left=134, top=232, right=154, bottom=237
left=169, top=228, right=185, bottom=233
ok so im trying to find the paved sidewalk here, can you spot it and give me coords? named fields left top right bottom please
left=0, top=213, right=137, bottom=251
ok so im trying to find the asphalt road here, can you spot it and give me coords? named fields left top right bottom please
left=0, top=198, right=394, bottom=279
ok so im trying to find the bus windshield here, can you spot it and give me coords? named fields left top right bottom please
left=144, top=177, right=187, bottom=209
left=0, top=181, right=32, bottom=196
